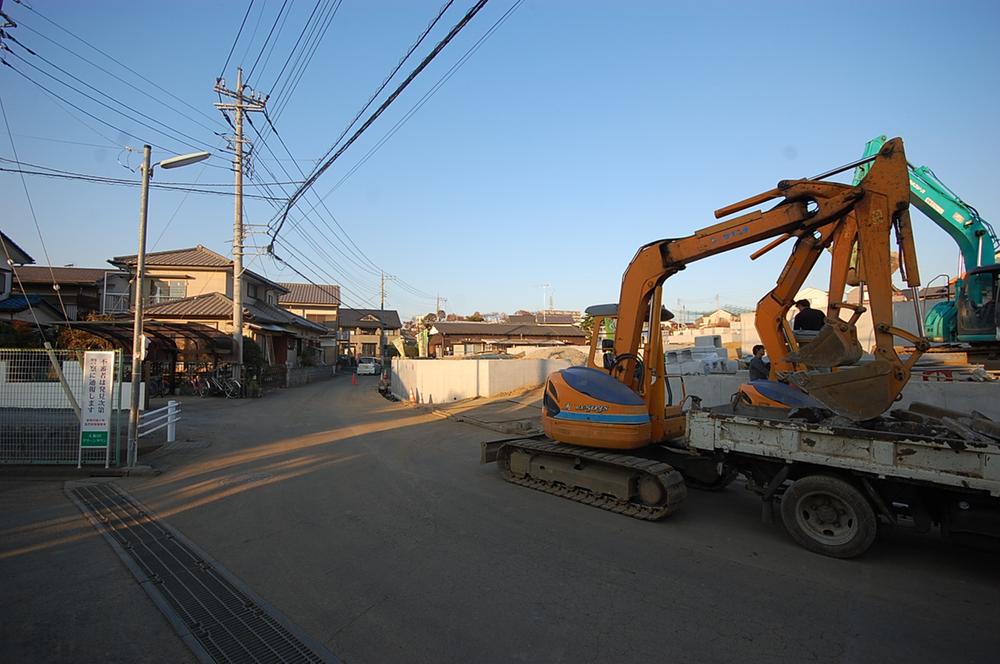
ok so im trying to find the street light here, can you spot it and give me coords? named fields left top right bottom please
left=127, top=145, right=210, bottom=467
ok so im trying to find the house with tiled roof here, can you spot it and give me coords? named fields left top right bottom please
left=337, top=308, right=402, bottom=360
left=12, top=265, right=128, bottom=320
left=108, top=245, right=326, bottom=367
left=278, top=282, right=341, bottom=364
left=0, top=232, right=62, bottom=324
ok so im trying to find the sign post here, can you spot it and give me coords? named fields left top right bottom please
left=78, top=350, right=115, bottom=469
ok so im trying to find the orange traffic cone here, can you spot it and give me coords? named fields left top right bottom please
left=351, top=372, right=358, bottom=386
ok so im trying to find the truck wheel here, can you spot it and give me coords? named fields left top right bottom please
left=779, top=475, right=877, bottom=559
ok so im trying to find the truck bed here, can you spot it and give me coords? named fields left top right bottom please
left=685, top=408, right=1000, bottom=497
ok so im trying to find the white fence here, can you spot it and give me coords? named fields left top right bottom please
left=391, top=358, right=571, bottom=404
left=138, top=400, right=180, bottom=442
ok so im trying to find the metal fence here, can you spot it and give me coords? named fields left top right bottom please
left=0, top=348, right=125, bottom=465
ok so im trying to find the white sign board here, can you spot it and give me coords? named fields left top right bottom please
left=79, top=351, right=115, bottom=454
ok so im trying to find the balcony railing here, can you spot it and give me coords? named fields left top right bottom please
left=102, top=292, right=130, bottom=314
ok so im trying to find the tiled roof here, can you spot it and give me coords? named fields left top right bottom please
left=431, top=321, right=585, bottom=338
left=0, top=294, right=45, bottom=312
left=338, top=308, right=402, bottom=330
left=144, top=292, right=326, bottom=333
left=0, top=231, right=34, bottom=265
left=15, top=266, right=118, bottom=286
left=111, top=245, right=231, bottom=268
left=278, top=282, right=340, bottom=306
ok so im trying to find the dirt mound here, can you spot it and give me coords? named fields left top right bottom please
left=524, top=347, right=587, bottom=365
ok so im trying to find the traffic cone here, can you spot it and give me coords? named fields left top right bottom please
left=352, top=373, right=358, bottom=386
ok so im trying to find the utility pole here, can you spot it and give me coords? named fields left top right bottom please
left=127, top=145, right=152, bottom=467
left=215, top=68, right=265, bottom=376
left=379, top=271, right=385, bottom=361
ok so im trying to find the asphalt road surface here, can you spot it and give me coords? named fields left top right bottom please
left=3, top=375, right=999, bottom=663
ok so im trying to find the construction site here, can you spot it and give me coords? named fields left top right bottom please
left=416, top=135, right=1000, bottom=560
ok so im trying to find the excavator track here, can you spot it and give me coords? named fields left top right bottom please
left=495, top=438, right=686, bottom=521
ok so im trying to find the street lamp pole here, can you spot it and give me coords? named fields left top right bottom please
left=126, top=147, right=210, bottom=467
left=126, top=145, right=152, bottom=467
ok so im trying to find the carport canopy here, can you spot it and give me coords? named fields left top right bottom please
left=53, top=320, right=234, bottom=354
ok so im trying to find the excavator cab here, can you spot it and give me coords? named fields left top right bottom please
left=954, top=265, right=1000, bottom=342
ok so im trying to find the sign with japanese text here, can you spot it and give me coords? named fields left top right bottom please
left=80, top=351, right=115, bottom=448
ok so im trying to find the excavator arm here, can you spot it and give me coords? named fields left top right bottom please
left=610, top=137, right=923, bottom=422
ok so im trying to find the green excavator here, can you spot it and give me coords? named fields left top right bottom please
left=854, top=136, right=999, bottom=355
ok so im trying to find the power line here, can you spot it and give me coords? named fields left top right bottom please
left=0, top=57, right=223, bottom=161
left=268, top=0, right=342, bottom=123
left=0, top=165, right=286, bottom=200
left=0, top=156, right=299, bottom=187
left=11, top=0, right=224, bottom=128
left=271, top=0, right=491, bottom=246
left=219, top=0, right=255, bottom=79
left=321, top=0, right=523, bottom=200
left=265, top=0, right=324, bottom=98
left=318, top=0, right=454, bottom=178
left=246, top=0, right=290, bottom=83
left=11, top=19, right=224, bottom=135
left=0, top=95, right=71, bottom=322
left=3, top=46, right=224, bottom=156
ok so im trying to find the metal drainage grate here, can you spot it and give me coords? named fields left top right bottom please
left=68, top=482, right=339, bottom=664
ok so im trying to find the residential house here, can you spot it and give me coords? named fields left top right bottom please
left=278, top=282, right=340, bottom=364
left=0, top=232, right=62, bottom=324
left=109, top=246, right=326, bottom=367
left=337, top=308, right=402, bottom=359
left=429, top=321, right=586, bottom=357
left=12, top=265, right=128, bottom=320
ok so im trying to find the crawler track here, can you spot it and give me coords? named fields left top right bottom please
left=496, top=438, right=686, bottom=520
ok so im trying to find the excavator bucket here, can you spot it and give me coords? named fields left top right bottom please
left=784, top=320, right=863, bottom=369
left=787, top=359, right=900, bottom=421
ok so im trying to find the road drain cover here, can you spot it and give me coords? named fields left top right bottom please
left=68, top=481, right=339, bottom=663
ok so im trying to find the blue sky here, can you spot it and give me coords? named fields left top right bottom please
left=2, top=0, right=998, bottom=319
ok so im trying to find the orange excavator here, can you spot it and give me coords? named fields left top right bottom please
left=491, top=137, right=928, bottom=519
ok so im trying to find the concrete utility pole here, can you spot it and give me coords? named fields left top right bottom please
left=127, top=145, right=152, bottom=467
left=214, top=68, right=265, bottom=375
left=379, top=271, right=385, bottom=360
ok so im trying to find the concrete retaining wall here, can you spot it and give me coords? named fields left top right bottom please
left=391, top=358, right=571, bottom=404
left=286, top=366, right=335, bottom=388
left=670, top=372, right=1000, bottom=420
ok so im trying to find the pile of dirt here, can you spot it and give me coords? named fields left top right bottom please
left=524, top=347, right=588, bottom=365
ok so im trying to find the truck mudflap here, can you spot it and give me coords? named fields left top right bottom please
left=486, top=437, right=686, bottom=521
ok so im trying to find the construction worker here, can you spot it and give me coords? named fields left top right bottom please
left=793, top=299, right=826, bottom=331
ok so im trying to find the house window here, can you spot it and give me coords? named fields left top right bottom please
left=266, top=291, right=277, bottom=305
left=150, top=280, right=186, bottom=304
left=247, top=284, right=258, bottom=299
left=362, top=343, right=377, bottom=355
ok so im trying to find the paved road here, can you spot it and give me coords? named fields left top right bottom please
left=4, top=375, right=1000, bottom=663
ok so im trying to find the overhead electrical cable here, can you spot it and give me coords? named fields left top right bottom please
left=246, top=0, right=290, bottom=83
left=270, top=0, right=491, bottom=247
left=1, top=95, right=72, bottom=322
left=0, top=165, right=285, bottom=200
left=1, top=54, right=225, bottom=163
left=4, top=41, right=225, bottom=155
left=321, top=0, right=524, bottom=199
left=11, top=0, right=224, bottom=128
left=264, top=0, right=324, bottom=98
left=219, top=0, right=255, bottom=79
left=11, top=20, right=224, bottom=135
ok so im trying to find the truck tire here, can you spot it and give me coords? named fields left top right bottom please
left=779, top=475, right=877, bottom=559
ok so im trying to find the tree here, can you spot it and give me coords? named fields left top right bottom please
left=466, top=311, right=484, bottom=322
left=422, top=313, right=437, bottom=326
left=0, top=320, right=46, bottom=348
left=56, top=313, right=115, bottom=350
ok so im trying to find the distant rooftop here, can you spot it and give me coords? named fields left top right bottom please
left=278, top=282, right=340, bottom=306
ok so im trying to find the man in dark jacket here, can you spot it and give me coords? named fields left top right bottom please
left=748, top=344, right=770, bottom=381
left=793, top=299, right=826, bottom=331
